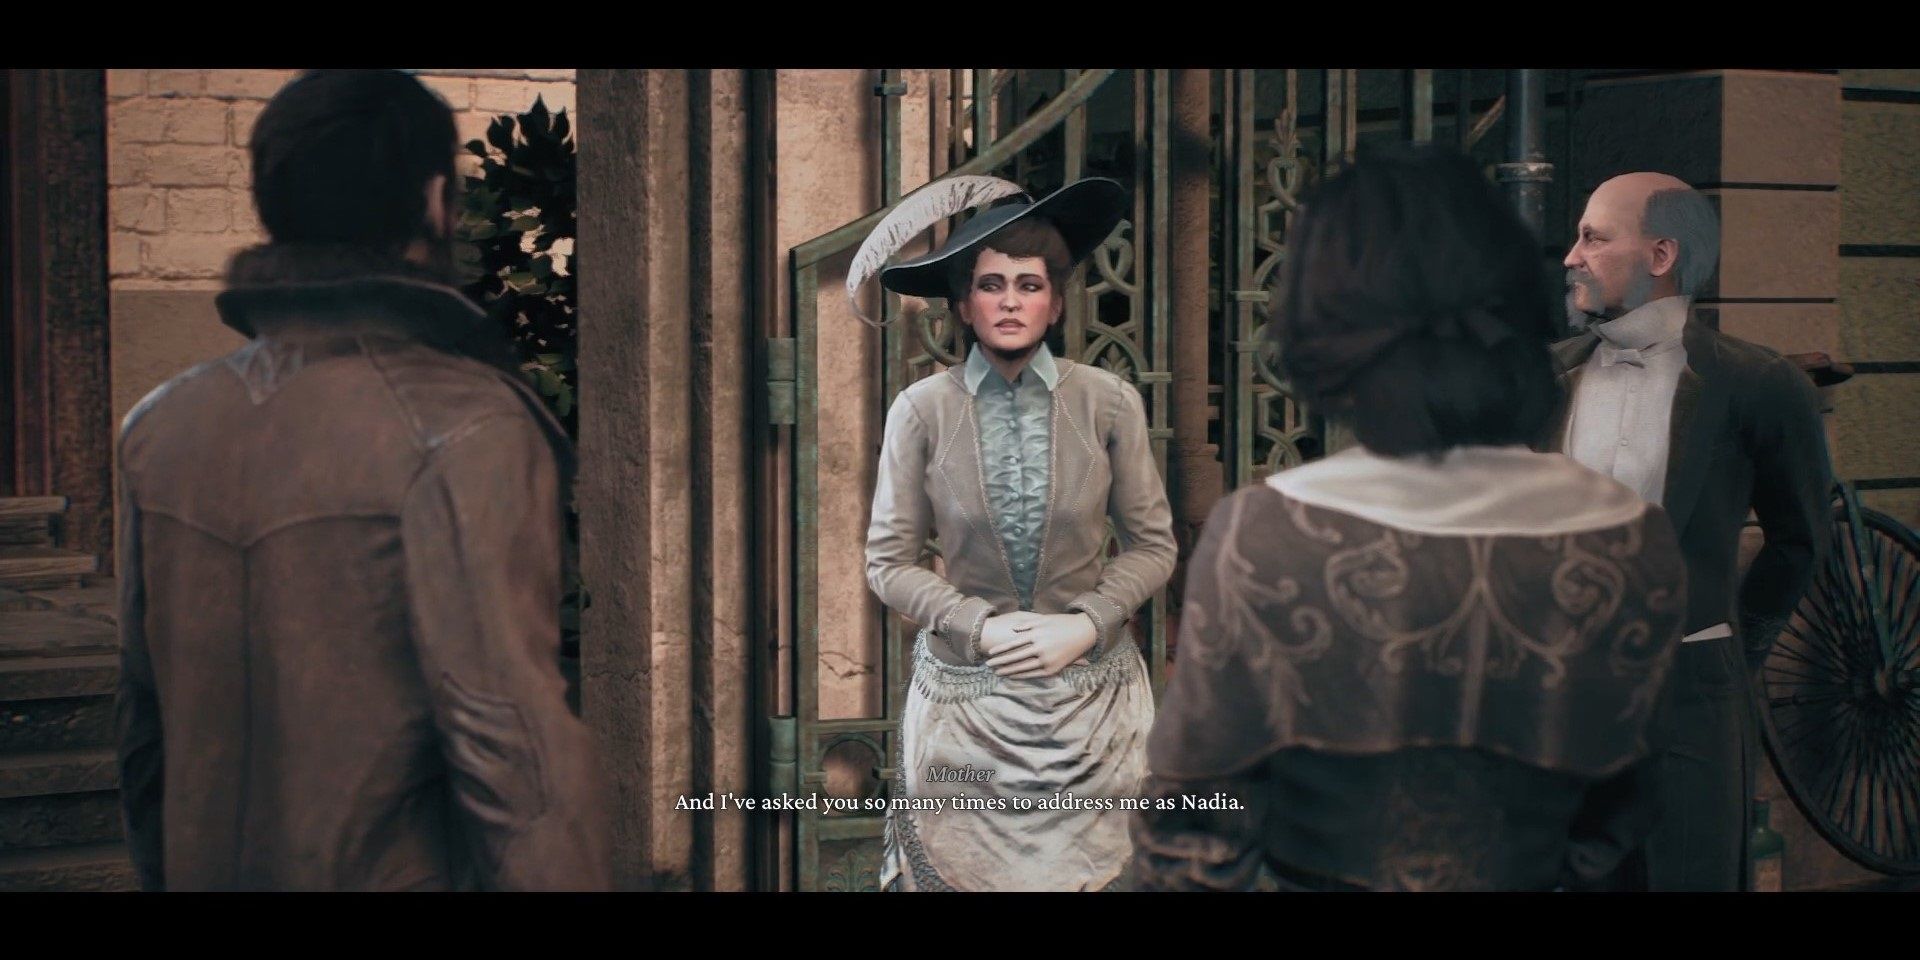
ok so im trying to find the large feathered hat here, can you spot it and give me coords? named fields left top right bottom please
left=846, top=176, right=1129, bottom=326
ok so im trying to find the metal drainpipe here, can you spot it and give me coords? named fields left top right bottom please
left=1498, top=69, right=1553, bottom=239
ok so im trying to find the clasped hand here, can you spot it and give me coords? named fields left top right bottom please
left=979, top=611, right=1097, bottom=679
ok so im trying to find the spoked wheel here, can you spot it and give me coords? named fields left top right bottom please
left=1758, top=497, right=1920, bottom=875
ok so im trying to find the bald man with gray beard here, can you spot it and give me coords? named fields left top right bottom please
left=1544, top=172, right=1832, bottom=890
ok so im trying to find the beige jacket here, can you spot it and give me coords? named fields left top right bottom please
left=865, top=358, right=1178, bottom=665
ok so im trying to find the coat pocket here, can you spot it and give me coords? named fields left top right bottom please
left=437, top=672, right=550, bottom=838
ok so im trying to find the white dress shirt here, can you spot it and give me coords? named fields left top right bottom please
left=1566, top=296, right=1690, bottom=505
left=1566, top=295, right=1730, bottom=643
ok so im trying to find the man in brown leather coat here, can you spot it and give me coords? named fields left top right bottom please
left=114, top=70, right=610, bottom=890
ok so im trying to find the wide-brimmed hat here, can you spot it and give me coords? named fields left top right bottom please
left=846, top=176, right=1129, bottom=325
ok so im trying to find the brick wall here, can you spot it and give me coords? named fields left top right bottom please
left=106, top=68, right=576, bottom=291
left=105, top=68, right=576, bottom=431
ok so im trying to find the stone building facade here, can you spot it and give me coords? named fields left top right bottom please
left=3, top=68, right=1913, bottom=892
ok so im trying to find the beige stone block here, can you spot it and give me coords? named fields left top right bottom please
left=108, top=142, right=148, bottom=186
left=111, top=187, right=165, bottom=233
left=1861, top=488, right=1920, bottom=529
left=523, top=69, right=576, bottom=82
left=164, top=100, right=230, bottom=145
left=232, top=101, right=265, bottom=147
left=1842, top=100, right=1920, bottom=245
left=1722, top=71, right=1840, bottom=186
left=1828, top=372, right=1920, bottom=480
left=146, top=70, right=204, bottom=97
left=777, top=70, right=885, bottom=721
left=106, top=70, right=144, bottom=98
left=473, top=78, right=572, bottom=116
left=109, top=232, right=143, bottom=278
left=1710, top=189, right=1839, bottom=300
left=145, top=233, right=245, bottom=279
left=420, top=75, right=473, bottom=109
left=231, top=192, right=263, bottom=239
left=113, top=99, right=228, bottom=146
left=1841, top=69, right=1920, bottom=93
left=110, top=98, right=173, bottom=143
left=204, top=70, right=293, bottom=100
left=473, top=78, right=532, bottom=115
left=145, top=145, right=237, bottom=187
left=816, top=296, right=883, bottom=722
left=166, top=189, right=232, bottom=233
left=899, top=69, right=935, bottom=194
left=456, top=110, right=497, bottom=154
left=773, top=70, right=872, bottom=256
left=1839, top=257, right=1920, bottom=360
left=532, top=81, right=575, bottom=118
left=1714, top=302, right=1840, bottom=358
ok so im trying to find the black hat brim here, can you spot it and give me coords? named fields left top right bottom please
left=877, top=178, right=1129, bottom=300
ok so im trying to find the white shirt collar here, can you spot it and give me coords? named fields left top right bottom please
left=963, top=341, right=1059, bottom=395
left=1593, top=295, right=1690, bottom=351
left=1266, top=444, right=1648, bottom=537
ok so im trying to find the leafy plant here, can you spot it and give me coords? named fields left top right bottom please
left=457, top=96, right=579, bottom=435
left=457, top=97, right=587, bottom=662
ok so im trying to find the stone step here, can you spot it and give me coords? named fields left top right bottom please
left=19, top=580, right=118, bottom=627
left=0, top=694, right=115, bottom=753
left=0, top=790, right=123, bottom=852
left=0, top=497, right=68, bottom=520
left=0, top=546, right=97, bottom=590
left=0, top=610, right=118, bottom=660
left=0, top=587, right=40, bottom=613
left=0, top=748, right=118, bottom=801
left=0, top=499, right=67, bottom=551
left=0, top=841, right=138, bottom=892
left=0, top=654, right=118, bottom=702
left=0, top=516, right=54, bottom=547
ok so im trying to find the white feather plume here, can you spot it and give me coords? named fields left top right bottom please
left=847, top=175, right=1025, bottom=327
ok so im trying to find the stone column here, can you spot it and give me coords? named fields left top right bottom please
left=10, top=70, right=112, bottom=561
left=577, top=69, right=760, bottom=891
left=1168, top=69, right=1222, bottom=560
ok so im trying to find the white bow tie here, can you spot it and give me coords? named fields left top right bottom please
left=1598, top=344, right=1646, bottom=368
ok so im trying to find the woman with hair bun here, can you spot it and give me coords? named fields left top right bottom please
left=1132, top=147, right=1689, bottom=892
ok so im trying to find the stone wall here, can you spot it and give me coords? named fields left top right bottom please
left=105, top=69, right=576, bottom=428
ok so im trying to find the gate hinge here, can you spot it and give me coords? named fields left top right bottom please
left=765, top=338, right=797, bottom=426
left=766, top=714, right=798, bottom=798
